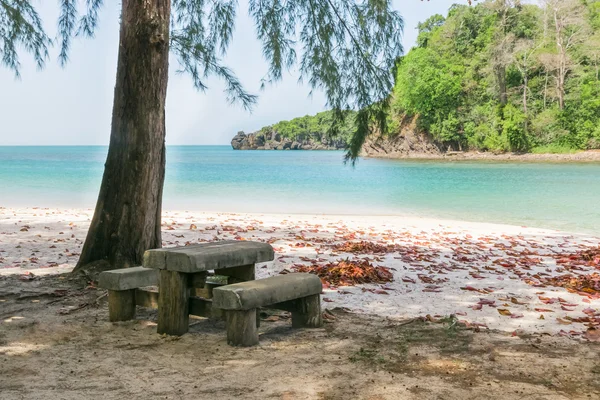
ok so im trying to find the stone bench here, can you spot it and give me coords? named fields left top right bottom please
left=213, top=273, right=323, bottom=346
left=97, top=266, right=226, bottom=322
left=97, top=241, right=274, bottom=335
left=144, top=241, right=274, bottom=336
left=98, top=266, right=159, bottom=322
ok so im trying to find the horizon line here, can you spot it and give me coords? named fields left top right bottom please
left=0, top=144, right=232, bottom=147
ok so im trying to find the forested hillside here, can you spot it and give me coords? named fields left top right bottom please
left=249, top=0, right=600, bottom=154
left=391, top=0, right=600, bottom=153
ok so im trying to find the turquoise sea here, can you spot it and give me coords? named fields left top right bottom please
left=0, top=146, right=599, bottom=235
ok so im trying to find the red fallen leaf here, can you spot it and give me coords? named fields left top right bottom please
left=323, top=298, right=334, bottom=302
left=478, top=298, right=495, bottom=305
left=534, top=308, right=554, bottom=312
left=497, top=309, right=512, bottom=316
left=462, top=321, right=488, bottom=330
left=539, top=296, right=557, bottom=304
left=556, top=318, right=572, bottom=325
left=470, top=304, right=483, bottom=311
left=322, top=312, right=336, bottom=321
left=510, top=313, right=524, bottom=319
left=455, top=311, right=467, bottom=316
left=561, top=305, right=576, bottom=311
left=422, top=288, right=442, bottom=293
left=583, top=308, right=597, bottom=315
left=510, top=297, right=527, bottom=305
left=402, top=277, right=416, bottom=284
left=461, top=285, right=487, bottom=293
left=425, top=314, right=441, bottom=323
left=374, top=289, right=389, bottom=295
left=584, top=328, right=600, bottom=342
left=565, top=316, right=592, bottom=323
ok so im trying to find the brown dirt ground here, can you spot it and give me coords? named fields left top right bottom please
left=1, top=274, right=599, bottom=400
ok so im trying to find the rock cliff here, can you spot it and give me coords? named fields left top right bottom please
left=231, top=116, right=442, bottom=156
left=231, top=130, right=347, bottom=150
left=361, top=117, right=442, bottom=158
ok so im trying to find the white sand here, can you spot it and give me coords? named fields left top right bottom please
left=1, top=206, right=598, bottom=336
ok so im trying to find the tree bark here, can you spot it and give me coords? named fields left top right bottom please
left=522, top=75, right=528, bottom=114
left=553, top=6, right=566, bottom=110
left=495, top=64, right=508, bottom=106
left=74, top=0, right=171, bottom=273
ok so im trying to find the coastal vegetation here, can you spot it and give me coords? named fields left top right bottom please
left=391, top=0, right=600, bottom=153
left=255, top=0, right=600, bottom=157
left=260, top=110, right=358, bottom=146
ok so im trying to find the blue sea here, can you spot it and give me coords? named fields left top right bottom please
left=0, top=146, right=599, bottom=235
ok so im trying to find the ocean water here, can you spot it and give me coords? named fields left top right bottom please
left=0, top=145, right=599, bottom=235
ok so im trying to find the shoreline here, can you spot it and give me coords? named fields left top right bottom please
left=361, top=149, right=600, bottom=163
left=1, top=205, right=595, bottom=237
left=1, top=206, right=599, bottom=337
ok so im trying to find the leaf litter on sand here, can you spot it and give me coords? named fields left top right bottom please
left=291, top=258, right=393, bottom=287
left=333, top=240, right=396, bottom=254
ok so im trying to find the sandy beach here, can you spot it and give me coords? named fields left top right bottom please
left=2, top=206, right=599, bottom=337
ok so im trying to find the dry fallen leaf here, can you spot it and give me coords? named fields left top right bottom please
left=584, top=328, right=600, bottom=342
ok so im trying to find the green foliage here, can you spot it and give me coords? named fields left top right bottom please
left=393, top=48, right=464, bottom=145
left=389, top=0, right=600, bottom=153
left=416, top=14, right=445, bottom=48
left=502, top=104, right=529, bottom=152
left=261, top=109, right=357, bottom=144
left=531, top=143, right=579, bottom=154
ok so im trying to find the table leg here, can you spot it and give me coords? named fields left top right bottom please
left=157, top=270, right=190, bottom=336
left=215, top=264, right=255, bottom=284
left=215, top=264, right=259, bottom=327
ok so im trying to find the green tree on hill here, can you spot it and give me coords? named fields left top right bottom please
left=1, top=0, right=403, bottom=272
left=259, top=110, right=357, bottom=145
left=391, top=0, right=600, bottom=153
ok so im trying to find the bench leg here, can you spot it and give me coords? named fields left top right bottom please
left=292, top=294, right=322, bottom=329
left=108, top=289, right=136, bottom=322
left=225, top=309, right=259, bottom=347
left=157, top=270, right=190, bottom=336
left=215, top=264, right=255, bottom=284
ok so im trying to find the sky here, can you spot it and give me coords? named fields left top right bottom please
left=0, top=0, right=466, bottom=146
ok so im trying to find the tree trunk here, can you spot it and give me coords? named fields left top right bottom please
left=553, top=7, right=565, bottom=110
left=494, top=64, right=508, bottom=106
left=543, top=72, right=549, bottom=109
left=522, top=75, right=528, bottom=114
left=557, top=74, right=565, bottom=110
left=74, top=0, right=171, bottom=273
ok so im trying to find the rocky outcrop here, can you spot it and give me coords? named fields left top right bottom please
left=361, top=117, right=443, bottom=158
left=231, top=130, right=347, bottom=150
